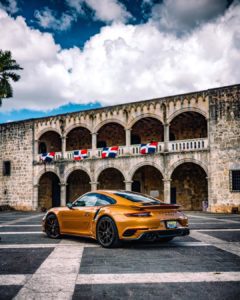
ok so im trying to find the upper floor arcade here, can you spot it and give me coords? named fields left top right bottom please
left=35, top=107, right=209, bottom=162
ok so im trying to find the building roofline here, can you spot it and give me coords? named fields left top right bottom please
left=0, top=83, right=239, bottom=127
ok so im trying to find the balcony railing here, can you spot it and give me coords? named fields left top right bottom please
left=38, top=138, right=208, bottom=162
left=168, top=138, right=208, bottom=152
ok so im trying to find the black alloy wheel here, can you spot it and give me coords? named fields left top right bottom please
left=45, top=214, right=61, bottom=239
left=97, top=216, right=120, bottom=248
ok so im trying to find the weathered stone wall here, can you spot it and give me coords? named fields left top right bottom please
left=208, top=85, right=240, bottom=213
left=0, top=121, right=34, bottom=210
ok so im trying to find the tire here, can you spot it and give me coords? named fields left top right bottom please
left=96, top=216, right=121, bottom=248
left=45, top=214, right=61, bottom=239
left=158, top=237, right=173, bottom=243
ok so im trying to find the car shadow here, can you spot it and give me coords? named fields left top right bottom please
left=59, top=234, right=194, bottom=249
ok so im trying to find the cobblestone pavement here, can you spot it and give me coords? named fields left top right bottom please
left=0, top=211, right=240, bottom=300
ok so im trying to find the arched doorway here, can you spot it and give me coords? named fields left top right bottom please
left=98, top=168, right=125, bottom=190
left=171, top=162, right=208, bottom=210
left=66, top=127, right=91, bottom=151
left=170, top=112, right=207, bottom=141
left=38, top=131, right=61, bottom=153
left=67, top=170, right=91, bottom=202
left=38, top=172, right=60, bottom=210
left=97, top=123, right=125, bottom=148
left=131, top=117, right=164, bottom=144
left=132, top=165, right=163, bottom=200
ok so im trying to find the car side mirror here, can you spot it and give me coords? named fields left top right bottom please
left=67, top=202, right=73, bottom=209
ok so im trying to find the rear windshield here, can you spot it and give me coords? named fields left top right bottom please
left=114, top=191, right=162, bottom=204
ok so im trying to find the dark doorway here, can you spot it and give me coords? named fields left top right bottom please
left=38, top=172, right=60, bottom=210
left=132, top=180, right=141, bottom=192
left=171, top=187, right=177, bottom=204
left=39, top=142, right=47, bottom=154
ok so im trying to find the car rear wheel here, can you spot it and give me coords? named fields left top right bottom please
left=45, top=214, right=60, bottom=239
left=97, top=216, right=120, bottom=248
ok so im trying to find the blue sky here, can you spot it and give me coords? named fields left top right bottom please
left=0, top=0, right=239, bottom=123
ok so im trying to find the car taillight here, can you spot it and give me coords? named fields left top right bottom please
left=125, top=212, right=151, bottom=217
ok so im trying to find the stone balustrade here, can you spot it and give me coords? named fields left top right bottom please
left=38, top=139, right=208, bottom=162
left=168, top=138, right=208, bottom=152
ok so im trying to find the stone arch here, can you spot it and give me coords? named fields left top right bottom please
left=129, top=161, right=164, bottom=181
left=97, top=167, right=125, bottom=190
left=168, top=158, right=208, bottom=179
left=130, top=163, right=164, bottom=199
left=65, top=123, right=92, bottom=136
left=66, top=126, right=92, bottom=151
left=170, top=161, right=208, bottom=210
left=37, top=130, right=62, bottom=153
left=66, top=169, right=91, bottom=202
left=128, top=115, right=164, bottom=144
left=96, top=121, right=126, bottom=148
left=36, top=168, right=60, bottom=185
left=64, top=166, right=92, bottom=183
left=95, top=165, right=126, bottom=183
left=127, top=113, right=164, bottom=129
left=36, top=127, right=62, bottom=140
left=38, top=171, right=61, bottom=210
left=167, top=107, right=207, bottom=124
left=94, top=118, right=126, bottom=133
left=168, top=109, right=208, bottom=141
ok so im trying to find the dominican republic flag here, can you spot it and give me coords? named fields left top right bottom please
left=140, top=142, right=158, bottom=154
left=40, top=152, right=55, bottom=162
left=101, top=146, right=119, bottom=158
left=73, top=149, right=88, bottom=160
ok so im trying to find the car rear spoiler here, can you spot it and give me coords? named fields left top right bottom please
left=131, top=204, right=181, bottom=210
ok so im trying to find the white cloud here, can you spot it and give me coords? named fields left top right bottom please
left=34, top=7, right=75, bottom=31
left=0, top=0, right=18, bottom=14
left=151, top=0, right=228, bottom=34
left=0, top=2, right=240, bottom=112
left=66, top=0, right=131, bottom=23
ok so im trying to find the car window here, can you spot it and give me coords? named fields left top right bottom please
left=73, top=193, right=116, bottom=207
left=74, top=194, right=98, bottom=207
left=95, top=194, right=116, bottom=206
left=114, top=191, right=162, bottom=204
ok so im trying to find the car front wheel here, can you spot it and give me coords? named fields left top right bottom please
left=45, top=214, right=60, bottom=239
left=96, top=216, right=120, bottom=248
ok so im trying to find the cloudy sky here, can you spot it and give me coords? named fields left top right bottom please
left=0, top=0, right=240, bottom=123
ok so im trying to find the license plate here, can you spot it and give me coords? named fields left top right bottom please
left=166, top=221, right=177, bottom=229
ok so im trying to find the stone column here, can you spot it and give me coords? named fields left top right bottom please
left=34, top=140, right=39, bottom=162
left=33, top=184, right=39, bottom=210
left=90, top=181, right=98, bottom=191
left=59, top=183, right=67, bottom=206
left=61, top=136, right=66, bottom=159
left=164, top=123, right=169, bottom=152
left=124, top=181, right=133, bottom=191
left=163, top=178, right=171, bottom=203
left=125, top=128, right=131, bottom=154
left=91, top=133, right=98, bottom=157
left=207, top=118, right=210, bottom=148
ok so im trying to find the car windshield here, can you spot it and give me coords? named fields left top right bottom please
left=114, top=191, right=162, bottom=204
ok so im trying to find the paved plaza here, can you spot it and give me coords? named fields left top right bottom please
left=0, top=211, right=240, bottom=299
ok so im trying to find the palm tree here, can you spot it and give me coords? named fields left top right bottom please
left=0, top=50, right=23, bottom=106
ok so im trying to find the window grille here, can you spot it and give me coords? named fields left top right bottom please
left=230, top=170, right=240, bottom=192
left=3, top=161, right=11, bottom=176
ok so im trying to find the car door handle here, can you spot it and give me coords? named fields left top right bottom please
left=84, top=213, right=90, bottom=216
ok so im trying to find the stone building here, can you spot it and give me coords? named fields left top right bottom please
left=0, top=84, right=240, bottom=213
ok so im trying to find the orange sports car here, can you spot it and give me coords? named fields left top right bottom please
left=42, top=190, right=189, bottom=248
